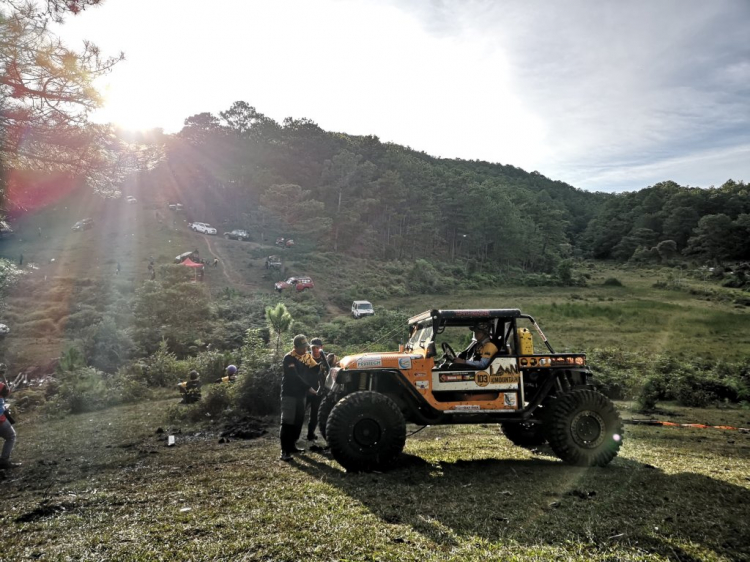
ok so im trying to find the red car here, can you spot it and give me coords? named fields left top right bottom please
left=274, top=276, right=314, bottom=292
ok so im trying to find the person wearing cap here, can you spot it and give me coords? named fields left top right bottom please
left=450, top=322, right=498, bottom=370
left=279, top=334, right=319, bottom=461
left=0, top=365, right=20, bottom=468
left=177, top=371, right=202, bottom=403
left=305, top=338, right=330, bottom=441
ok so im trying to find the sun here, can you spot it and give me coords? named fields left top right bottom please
left=92, top=79, right=168, bottom=133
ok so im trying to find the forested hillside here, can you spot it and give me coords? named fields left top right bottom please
left=150, top=102, right=748, bottom=273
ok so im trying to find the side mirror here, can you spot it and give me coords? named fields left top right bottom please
left=426, top=342, right=437, bottom=358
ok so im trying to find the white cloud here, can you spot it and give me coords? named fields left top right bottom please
left=53, top=0, right=750, bottom=191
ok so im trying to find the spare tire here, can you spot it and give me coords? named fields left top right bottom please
left=546, top=389, right=623, bottom=467
left=326, top=391, right=406, bottom=472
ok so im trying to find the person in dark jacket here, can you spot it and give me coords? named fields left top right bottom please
left=305, top=337, right=330, bottom=441
left=279, top=334, right=318, bottom=461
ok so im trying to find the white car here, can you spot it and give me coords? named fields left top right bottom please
left=352, top=300, right=375, bottom=319
left=0, top=324, right=9, bottom=337
left=190, top=222, right=217, bottom=235
left=125, top=196, right=137, bottom=204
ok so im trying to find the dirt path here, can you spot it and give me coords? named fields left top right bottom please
left=201, top=235, right=244, bottom=287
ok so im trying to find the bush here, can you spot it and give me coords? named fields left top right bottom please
left=602, top=277, right=623, bottom=287
left=187, top=349, right=237, bottom=382
left=54, top=367, right=109, bottom=414
left=234, top=330, right=281, bottom=415
left=146, top=341, right=190, bottom=387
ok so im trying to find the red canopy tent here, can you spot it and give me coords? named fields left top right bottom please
left=181, top=258, right=204, bottom=281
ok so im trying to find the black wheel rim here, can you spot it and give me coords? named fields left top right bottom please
left=571, top=410, right=605, bottom=448
left=352, top=418, right=382, bottom=447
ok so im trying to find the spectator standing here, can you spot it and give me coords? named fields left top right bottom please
left=279, top=335, right=318, bottom=461
left=0, top=364, right=20, bottom=469
left=306, top=337, right=330, bottom=441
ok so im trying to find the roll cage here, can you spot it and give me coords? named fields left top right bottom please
left=406, top=309, right=556, bottom=356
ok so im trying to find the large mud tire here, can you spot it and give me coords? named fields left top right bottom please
left=546, top=389, right=623, bottom=467
left=326, top=391, right=406, bottom=472
left=501, top=421, right=547, bottom=447
left=317, top=392, right=338, bottom=440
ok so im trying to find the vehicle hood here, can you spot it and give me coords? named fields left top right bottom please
left=339, top=351, right=426, bottom=371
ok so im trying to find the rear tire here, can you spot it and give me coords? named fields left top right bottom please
left=546, top=389, right=623, bottom=467
left=327, top=391, right=406, bottom=472
left=501, top=421, right=547, bottom=447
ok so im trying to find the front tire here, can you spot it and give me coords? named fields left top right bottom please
left=546, top=389, right=623, bottom=467
left=317, top=392, right=338, bottom=440
left=326, top=391, right=406, bottom=472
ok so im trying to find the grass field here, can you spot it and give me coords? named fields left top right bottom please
left=3, top=398, right=749, bottom=561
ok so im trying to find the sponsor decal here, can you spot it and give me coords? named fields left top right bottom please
left=415, top=372, right=427, bottom=378
left=504, top=393, right=517, bottom=407
left=356, top=356, right=382, bottom=368
left=453, top=404, right=481, bottom=411
left=475, top=372, right=520, bottom=387
left=439, top=373, right=476, bottom=383
left=398, top=357, right=412, bottom=369
left=415, top=380, right=429, bottom=389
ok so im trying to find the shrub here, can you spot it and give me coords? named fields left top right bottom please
left=54, top=366, right=109, bottom=414
left=234, top=330, right=281, bottom=415
left=188, top=349, right=236, bottom=383
left=146, top=341, right=190, bottom=387
left=602, top=277, right=623, bottom=287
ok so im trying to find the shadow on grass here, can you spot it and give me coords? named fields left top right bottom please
left=294, top=452, right=749, bottom=561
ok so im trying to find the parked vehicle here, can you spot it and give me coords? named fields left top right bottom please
left=168, top=203, right=184, bottom=211
left=125, top=196, right=137, bottom=204
left=0, top=323, right=9, bottom=336
left=72, top=218, right=94, bottom=231
left=274, top=276, right=314, bottom=292
left=265, top=255, right=282, bottom=269
left=224, top=229, right=250, bottom=241
left=352, top=300, right=375, bottom=319
left=319, top=307, right=623, bottom=472
left=190, top=222, right=217, bottom=235
left=275, top=237, right=294, bottom=248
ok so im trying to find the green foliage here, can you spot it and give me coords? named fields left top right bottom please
left=588, top=349, right=749, bottom=410
left=557, top=259, right=573, bottom=285
left=188, top=349, right=236, bottom=383
left=602, top=277, right=623, bottom=287
left=265, top=302, right=294, bottom=356
left=234, top=329, right=281, bottom=415
left=49, top=367, right=148, bottom=414
left=145, top=341, right=189, bottom=387
left=317, top=310, right=409, bottom=353
left=133, top=275, right=214, bottom=355
left=82, top=316, right=134, bottom=373
left=58, top=346, right=86, bottom=373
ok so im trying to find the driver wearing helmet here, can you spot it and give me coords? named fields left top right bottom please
left=450, top=322, right=498, bottom=370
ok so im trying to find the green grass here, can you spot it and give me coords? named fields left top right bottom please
left=3, top=399, right=749, bottom=561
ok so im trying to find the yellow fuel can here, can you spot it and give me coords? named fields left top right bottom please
left=518, top=328, right=534, bottom=355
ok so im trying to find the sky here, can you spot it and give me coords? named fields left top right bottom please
left=54, top=0, right=750, bottom=193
